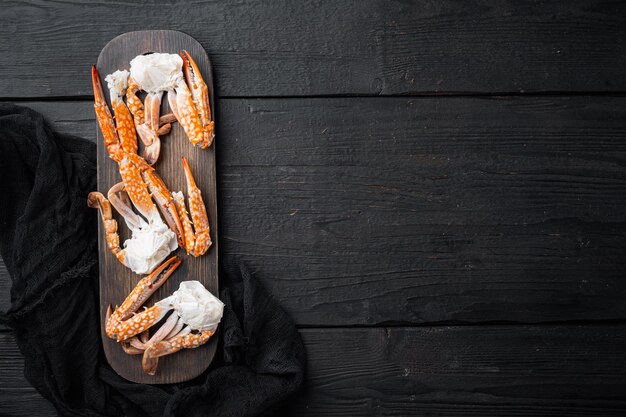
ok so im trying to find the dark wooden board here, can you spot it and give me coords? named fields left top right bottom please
left=95, top=31, right=218, bottom=383
left=2, top=1, right=626, bottom=98
left=3, top=326, right=626, bottom=416
left=3, top=97, right=626, bottom=327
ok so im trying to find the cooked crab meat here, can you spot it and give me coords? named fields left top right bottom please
left=106, top=261, right=223, bottom=375
left=88, top=182, right=178, bottom=275
left=109, top=280, right=223, bottom=342
left=130, top=53, right=182, bottom=164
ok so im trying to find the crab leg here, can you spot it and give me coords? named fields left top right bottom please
left=122, top=331, right=150, bottom=354
left=181, top=50, right=215, bottom=148
left=160, top=113, right=177, bottom=125
left=115, top=101, right=138, bottom=155
left=167, top=89, right=180, bottom=121
left=142, top=328, right=215, bottom=375
left=105, top=158, right=185, bottom=251
left=105, top=70, right=138, bottom=155
left=137, top=92, right=163, bottom=164
left=118, top=158, right=162, bottom=223
left=157, top=123, right=172, bottom=136
left=87, top=192, right=125, bottom=265
left=172, top=191, right=194, bottom=255
left=128, top=336, right=147, bottom=350
left=143, top=170, right=185, bottom=248
left=164, top=316, right=185, bottom=340
left=138, top=127, right=161, bottom=165
left=92, top=66, right=123, bottom=161
left=126, top=76, right=145, bottom=127
left=120, top=315, right=182, bottom=357
left=93, top=67, right=157, bottom=166
left=105, top=256, right=181, bottom=340
left=121, top=343, right=144, bottom=355
left=113, top=304, right=170, bottom=342
left=107, top=182, right=146, bottom=230
left=177, top=157, right=211, bottom=256
left=127, top=77, right=161, bottom=164
left=146, top=313, right=179, bottom=345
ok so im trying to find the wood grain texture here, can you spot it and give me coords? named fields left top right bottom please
left=2, top=0, right=626, bottom=98
left=2, top=96, right=626, bottom=327
left=0, top=261, right=9, bottom=331
left=217, top=96, right=626, bottom=326
left=95, top=31, right=218, bottom=383
left=0, top=332, right=57, bottom=416
left=2, top=326, right=626, bottom=416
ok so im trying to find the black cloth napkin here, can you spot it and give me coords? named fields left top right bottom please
left=0, top=104, right=306, bottom=417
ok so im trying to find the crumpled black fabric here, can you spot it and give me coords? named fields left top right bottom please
left=0, top=104, right=306, bottom=417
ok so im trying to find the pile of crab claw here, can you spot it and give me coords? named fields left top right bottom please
left=87, top=51, right=222, bottom=375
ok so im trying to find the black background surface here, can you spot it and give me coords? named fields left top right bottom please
left=1, top=1, right=626, bottom=415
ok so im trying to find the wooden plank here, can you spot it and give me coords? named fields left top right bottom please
left=292, top=325, right=626, bottom=416
left=95, top=31, right=219, bottom=384
left=1, top=0, right=626, bottom=98
left=2, top=97, right=626, bottom=326
left=2, top=326, right=626, bottom=416
left=0, top=332, right=57, bottom=416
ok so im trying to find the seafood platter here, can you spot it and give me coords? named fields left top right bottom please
left=90, top=31, right=220, bottom=383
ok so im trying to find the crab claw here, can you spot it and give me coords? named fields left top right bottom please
left=104, top=70, right=138, bottom=155
left=88, top=191, right=125, bottom=265
left=180, top=50, right=214, bottom=148
left=105, top=256, right=182, bottom=340
left=173, top=158, right=211, bottom=256
left=92, top=66, right=122, bottom=161
left=183, top=157, right=211, bottom=256
left=168, top=81, right=204, bottom=147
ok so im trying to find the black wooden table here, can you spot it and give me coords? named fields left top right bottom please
left=2, top=1, right=626, bottom=416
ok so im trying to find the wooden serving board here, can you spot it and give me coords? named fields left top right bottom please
left=95, top=30, right=218, bottom=384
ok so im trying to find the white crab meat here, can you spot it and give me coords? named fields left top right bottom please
left=129, top=53, right=183, bottom=94
left=122, top=221, right=178, bottom=275
left=104, top=70, right=130, bottom=102
left=156, top=281, right=224, bottom=330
